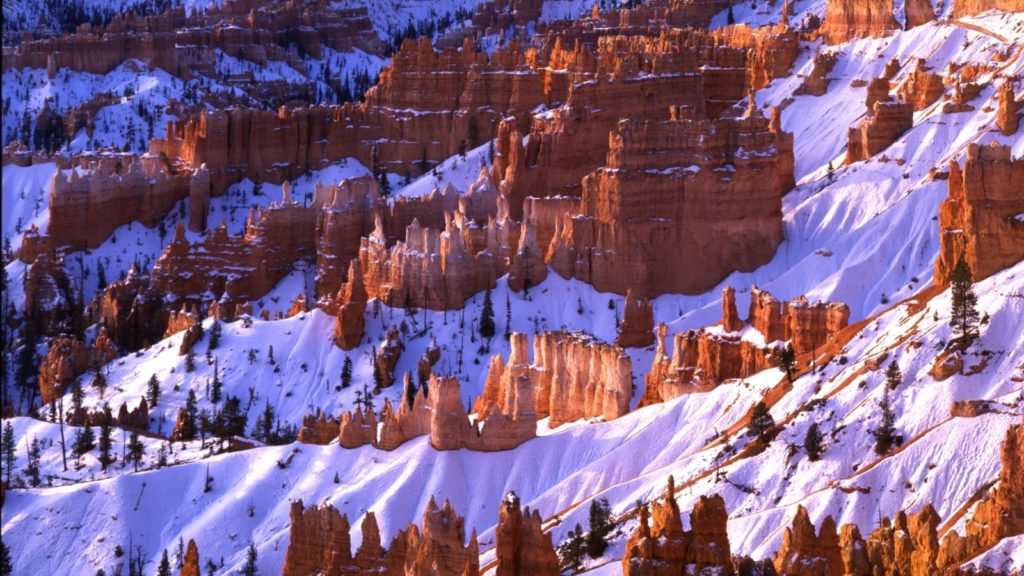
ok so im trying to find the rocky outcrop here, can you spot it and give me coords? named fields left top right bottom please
left=548, top=104, right=793, bottom=297
left=821, top=0, right=898, bottom=44
left=898, top=60, right=945, bottom=111
left=953, top=0, right=1024, bottom=18
left=333, top=260, right=368, bottom=350
left=431, top=373, right=538, bottom=451
left=314, top=176, right=382, bottom=299
left=282, top=497, right=478, bottom=576
left=905, top=0, right=935, bottom=29
left=997, top=79, right=1021, bottom=136
left=91, top=266, right=168, bottom=351
left=622, top=476, right=733, bottom=575
left=45, top=154, right=195, bottom=251
left=339, top=407, right=378, bottom=449
left=795, top=52, right=837, bottom=96
left=615, top=289, right=655, bottom=349
left=643, top=287, right=849, bottom=405
left=23, top=252, right=73, bottom=336
left=297, top=411, right=339, bottom=445
left=495, top=492, right=559, bottom=576
left=506, top=220, right=547, bottom=294
left=375, top=328, right=404, bottom=389
left=180, top=540, right=200, bottom=576
left=934, top=142, right=1024, bottom=286
left=376, top=376, right=433, bottom=450
left=845, top=99, right=913, bottom=164
left=38, top=330, right=118, bottom=404
left=774, top=506, right=843, bottom=576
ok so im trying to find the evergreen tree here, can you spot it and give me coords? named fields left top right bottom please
left=96, top=261, right=107, bottom=289
left=210, top=358, right=222, bottom=404
left=156, top=549, right=171, bottom=576
left=949, top=258, right=979, bottom=352
left=252, top=401, right=276, bottom=444
left=746, top=401, right=775, bottom=441
left=241, top=541, right=258, bottom=576
left=885, top=361, right=902, bottom=390
left=871, top=386, right=898, bottom=455
left=71, top=381, right=84, bottom=414
left=479, top=289, right=496, bottom=339
left=371, top=352, right=383, bottom=393
left=341, top=356, right=353, bottom=389
left=127, top=431, right=145, bottom=472
left=804, top=422, right=823, bottom=461
left=827, top=161, right=835, bottom=182
left=504, top=292, right=511, bottom=340
left=73, top=426, right=96, bottom=457
left=185, top=348, right=195, bottom=372
left=25, top=437, right=41, bottom=487
left=93, top=368, right=107, bottom=398
left=726, top=4, right=735, bottom=25
left=585, top=498, right=613, bottom=559
left=179, top=389, right=199, bottom=441
left=1, top=422, right=15, bottom=484
left=207, top=320, right=222, bottom=351
left=146, top=374, right=161, bottom=406
left=776, top=343, right=796, bottom=384
left=0, top=537, right=12, bottom=576
left=558, top=523, right=586, bottom=572
left=267, top=345, right=275, bottom=365
left=98, top=405, right=114, bottom=470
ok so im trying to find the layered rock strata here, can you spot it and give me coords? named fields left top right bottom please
left=615, top=289, right=655, bottom=348
left=845, top=99, right=913, bottom=164
left=495, top=492, right=560, bottom=576
left=821, top=0, right=898, bottom=44
left=38, top=331, right=118, bottom=404
left=934, top=142, right=1024, bottom=286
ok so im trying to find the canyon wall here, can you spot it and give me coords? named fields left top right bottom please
left=934, top=142, right=1024, bottom=286
left=821, top=0, right=898, bottom=44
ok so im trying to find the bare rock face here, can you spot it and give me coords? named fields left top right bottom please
left=934, top=143, right=1024, bottom=286
left=953, top=0, right=1024, bottom=17
left=23, top=252, right=73, bottom=336
left=904, top=0, right=935, bottom=29
left=997, top=79, right=1021, bottom=136
left=495, top=492, right=559, bottom=576
left=314, top=176, right=382, bottom=299
left=339, top=407, right=378, bottom=449
left=795, top=52, right=838, bottom=96
left=297, top=411, right=340, bottom=445
left=644, top=287, right=849, bottom=405
left=622, top=477, right=733, bottom=576
left=180, top=539, right=200, bottom=576
left=282, top=500, right=355, bottom=576
left=376, top=328, right=404, bottom=389
left=615, top=289, right=655, bottom=348
left=46, top=154, right=193, bottom=251
left=845, top=99, right=913, bottom=164
left=506, top=220, right=548, bottom=293
left=773, top=506, right=843, bottom=576
left=430, top=373, right=538, bottom=452
left=821, top=0, right=898, bottom=44
left=333, top=259, right=368, bottom=350
left=376, top=376, right=433, bottom=450
left=38, top=330, right=118, bottom=404
left=865, top=76, right=891, bottom=113
left=898, top=60, right=945, bottom=111
left=164, top=303, right=200, bottom=339
left=548, top=106, right=792, bottom=298
left=91, top=265, right=169, bottom=351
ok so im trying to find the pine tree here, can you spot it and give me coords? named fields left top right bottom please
left=71, top=381, right=84, bottom=414
left=371, top=350, right=383, bottom=393
left=341, top=356, right=353, bottom=389
left=179, top=389, right=199, bottom=441
left=776, top=343, right=797, bottom=384
left=0, top=537, right=12, bottom=576
left=98, top=405, right=114, bottom=470
left=885, top=361, right=902, bottom=390
left=267, top=345, right=275, bottom=365
left=871, top=386, right=898, bottom=455
left=804, top=422, right=823, bottom=461
left=585, top=498, right=613, bottom=559
left=726, top=4, right=735, bottom=25
left=127, top=431, right=145, bottom=472
left=558, top=523, right=586, bottom=572
left=185, top=348, right=195, bottom=372
left=504, top=292, right=511, bottom=340
left=210, top=358, right=222, bottom=404
left=242, top=541, right=258, bottom=576
left=746, top=401, right=775, bottom=441
left=208, top=320, right=222, bottom=351
left=1, top=422, right=15, bottom=484
left=73, top=426, right=96, bottom=457
left=949, top=258, right=979, bottom=352
left=157, top=549, right=171, bottom=576
left=479, top=289, right=495, bottom=339
left=146, top=374, right=161, bottom=406
left=827, top=161, right=835, bottom=182
left=25, top=437, right=41, bottom=487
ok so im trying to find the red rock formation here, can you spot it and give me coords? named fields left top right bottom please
left=898, top=60, right=945, bottom=111
left=774, top=506, right=844, bottom=576
left=865, top=76, right=891, bottom=113
left=495, top=491, right=559, bottom=576
left=297, top=410, right=339, bottom=445
left=91, top=266, right=169, bottom=350
left=375, top=328, right=404, bottom=389
left=997, top=79, right=1021, bottom=136
left=548, top=105, right=792, bottom=297
left=163, top=303, right=200, bottom=339
left=643, top=287, right=849, bottom=405
left=905, top=0, right=935, bottom=29
left=615, top=289, right=655, bottom=348
left=622, top=477, right=733, bottom=575
left=506, top=220, right=548, bottom=293
left=821, top=0, right=898, bottom=44
left=286, top=293, right=308, bottom=318
left=314, top=176, right=382, bottom=299
left=38, top=330, right=118, bottom=404
left=333, top=260, right=368, bottom=350
left=431, top=372, right=538, bottom=452
left=23, top=252, right=73, bottom=335
left=845, top=99, right=913, bottom=164
left=953, top=0, right=1024, bottom=18
left=282, top=497, right=478, bottom=576
left=180, top=540, right=200, bottom=576
left=339, top=407, right=378, bottom=449
left=795, top=52, right=838, bottom=96
left=934, top=142, right=1024, bottom=286
left=46, top=154, right=194, bottom=250
left=376, top=376, right=433, bottom=450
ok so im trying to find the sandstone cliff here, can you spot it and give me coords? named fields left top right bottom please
left=821, top=0, right=898, bottom=44
left=496, top=491, right=560, bottom=576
